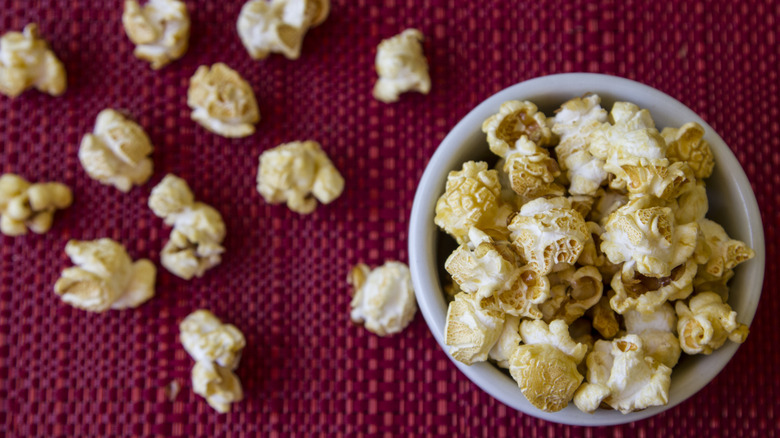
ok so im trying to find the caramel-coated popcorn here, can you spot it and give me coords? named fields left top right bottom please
left=0, top=174, right=72, bottom=236
left=676, top=292, right=748, bottom=355
left=187, top=63, right=260, bottom=138
left=79, top=109, right=154, bottom=192
left=348, top=261, right=417, bottom=336
left=257, top=140, right=344, bottom=214
left=0, top=24, right=66, bottom=97
left=373, top=29, right=430, bottom=103
left=123, top=0, right=190, bottom=69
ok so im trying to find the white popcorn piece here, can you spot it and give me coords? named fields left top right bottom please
left=507, top=197, right=590, bottom=275
left=444, top=292, right=504, bottom=365
left=444, top=228, right=519, bottom=299
left=662, top=122, right=715, bottom=180
left=180, top=309, right=246, bottom=370
left=0, top=174, right=72, bottom=236
left=697, top=218, right=755, bottom=280
left=610, top=259, right=698, bottom=314
left=54, top=238, right=156, bottom=312
left=0, top=23, right=66, bottom=97
left=671, top=182, right=708, bottom=224
left=256, top=140, right=344, bottom=214
left=149, top=175, right=226, bottom=280
left=676, top=292, right=748, bottom=355
left=187, top=63, right=260, bottom=138
left=79, top=109, right=154, bottom=192
left=519, top=319, right=588, bottom=363
left=192, top=360, right=243, bottom=414
left=492, top=264, right=549, bottom=319
left=502, top=137, right=564, bottom=201
left=624, top=302, right=681, bottom=368
left=348, top=261, right=417, bottom=336
left=123, top=0, right=190, bottom=69
left=482, top=100, right=555, bottom=157
left=373, top=29, right=431, bottom=103
left=587, top=188, right=628, bottom=226
left=540, top=266, right=603, bottom=325
left=488, top=314, right=521, bottom=369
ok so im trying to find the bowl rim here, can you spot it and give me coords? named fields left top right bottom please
left=408, top=73, right=766, bottom=426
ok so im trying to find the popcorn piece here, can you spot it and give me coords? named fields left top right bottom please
left=587, top=188, right=627, bottom=226
left=488, top=314, right=521, bottom=369
left=610, top=260, right=698, bottom=314
left=697, top=218, right=755, bottom=280
left=191, top=361, right=243, bottom=414
left=187, top=63, right=260, bottom=138
left=54, top=238, right=156, bottom=312
left=540, top=266, right=603, bottom=325
left=373, top=29, right=430, bottom=103
left=662, top=122, right=715, bottom=180
left=0, top=24, right=66, bottom=97
left=256, top=140, right=344, bottom=214
left=435, top=161, right=511, bottom=244
left=123, top=0, right=190, bottom=69
left=507, top=197, right=590, bottom=275
left=482, top=100, right=554, bottom=158
left=676, top=292, right=749, bottom=355
left=589, top=295, right=619, bottom=339
left=492, top=264, right=549, bottom=319
left=444, top=292, right=504, bottom=365
left=445, top=228, right=517, bottom=298
left=180, top=309, right=246, bottom=370
left=519, top=319, right=588, bottom=363
left=237, top=0, right=329, bottom=61
left=149, top=175, right=226, bottom=280
left=348, top=261, right=417, bottom=336
left=0, top=174, right=72, bottom=236
left=619, top=160, right=696, bottom=200
left=600, top=196, right=699, bottom=278
left=671, top=182, right=708, bottom=224
left=502, top=137, right=564, bottom=201
left=552, top=94, right=609, bottom=196
left=624, top=303, right=681, bottom=368
left=79, top=109, right=154, bottom=192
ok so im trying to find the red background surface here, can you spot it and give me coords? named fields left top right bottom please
left=0, top=0, right=778, bottom=436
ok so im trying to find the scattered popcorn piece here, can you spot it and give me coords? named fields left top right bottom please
left=180, top=309, right=246, bottom=370
left=510, top=343, right=583, bottom=412
left=624, top=303, right=681, bottom=368
left=348, top=261, right=417, bottom=336
left=54, top=238, right=156, bottom=312
left=502, top=137, right=564, bottom=201
left=488, top=314, right=521, bottom=369
left=540, top=266, right=603, bottom=325
left=79, top=109, right=154, bottom=192
left=122, top=0, right=190, bottom=69
left=662, top=122, right=715, bottom=180
left=610, top=260, right=698, bottom=314
left=444, top=292, right=504, bottom=365
left=0, top=174, right=72, bottom=236
left=192, top=360, right=243, bottom=413
left=373, top=29, right=430, bottom=103
left=697, top=219, right=755, bottom=280
left=676, top=292, right=748, bottom=355
left=0, top=24, right=66, bottom=97
left=256, top=140, right=344, bottom=214
left=482, top=100, right=554, bottom=158
left=149, top=175, right=226, bottom=279
left=187, top=63, right=260, bottom=138
left=507, top=197, right=590, bottom=275
left=435, top=161, right=512, bottom=244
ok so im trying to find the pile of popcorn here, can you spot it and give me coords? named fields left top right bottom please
left=436, top=95, right=755, bottom=414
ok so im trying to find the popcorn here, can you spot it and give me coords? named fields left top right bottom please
left=519, top=319, right=588, bottom=362
left=488, top=314, right=520, bottom=369
left=187, top=63, right=260, bottom=138
left=590, top=295, right=619, bottom=339
left=697, top=218, right=755, bottom=280
left=619, top=160, right=696, bottom=200
left=237, top=0, right=330, bottom=61
left=671, top=183, right=708, bottom=224
left=502, top=137, right=564, bottom=201
left=149, top=175, right=226, bottom=279
left=624, top=303, right=681, bottom=368
left=676, top=292, right=748, bottom=355
left=0, top=24, right=66, bottom=97
left=54, top=238, right=156, bottom=312
left=180, top=310, right=246, bottom=370
left=0, top=174, right=72, bottom=236
left=192, top=361, right=244, bottom=414
left=492, top=264, right=549, bottom=319
left=348, top=261, right=417, bottom=336
left=434, top=161, right=512, bottom=244
left=122, top=0, right=190, bottom=69
left=587, top=188, right=627, bottom=226
left=482, top=100, right=554, bottom=157
left=256, top=140, right=344, bottom=214
left=507, top=197, right=590, bottom=275
left=445, top=228, right=518, bottom=298
left=373, top=29, right=431, bottom=103
left=540, top=266, right=603, bottom=324
left=444, top=292, right=504, bottom=365
left=610, top=260, right=698, bottom=314
left=79, top=109, right=154, bottom=192
left=662, top=122, right=715, bottom=180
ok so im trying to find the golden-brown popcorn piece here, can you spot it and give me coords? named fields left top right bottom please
left=237, top=0, right=328, bottom=61
left=676, top=291, right=749, bottom=355
left=482, top=100, right=554, bottom=157
left=191, top=361, right=243, bottom=414
left=600, top=196, right=699, bottom=278
left=122, top=0, right=190, bottom=69
left=348, top=261, right=417, bottom=336
left=507, top=197, right=590, bottom=275
left=257, top=140, right=344, bottom=214
left=149, top=175, right=226, bottom=280
left=180, top=310, right=246, bottom=370
left=444, top=292, right=504, bottom=365
left=624, top=302, right=681, bottom=368
left=569, top=195, right=596, bottom=219
left=540, top=266, right=603, bottom=325
left=610, top=260, right=697, bottom=315
left=589, top=295, right=619, bottom=339
left=373, top=29, right=431, bottom=103
left=187, top=63, right=260, bottom=138
left=492, top=265, right=549, bottom=319
left=54, top=238, right=156, bottom=312
left=0, top=174, right=72, bottom=236
left=435, top=161, right=511, bottom=244
left=697, top=218, right=755, bottom=280
left=503, top=137, right=564, bottom=201
left=577, top=222, right=620, bottom=277
left=488, top=314, right=521, bottom=369
left=619, top=160, right=696, bottom=200
left=79, top=109, right=154, bottom=192
left=519, top=319, right=588, bottom=363
left=662, top=122, right=715, bottom=180
left=0, top=24, right=66, bottom=97
left=509, top=343, right=583, bottom=412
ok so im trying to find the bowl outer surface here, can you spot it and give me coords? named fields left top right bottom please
left=408, top=73, right=765, bottom=426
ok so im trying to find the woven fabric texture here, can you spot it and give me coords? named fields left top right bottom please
left=0, top=0, right=778, bottom=436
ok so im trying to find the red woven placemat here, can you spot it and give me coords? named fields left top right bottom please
left=1, top=0, right=777, bottom=436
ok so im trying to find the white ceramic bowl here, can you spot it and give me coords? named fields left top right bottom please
left=408, top=73, right=765, bottom=426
